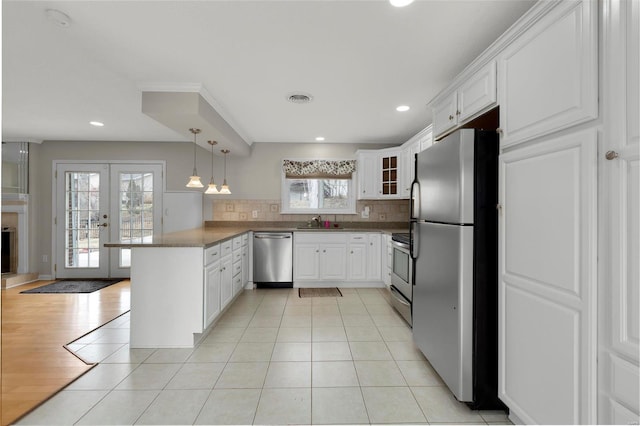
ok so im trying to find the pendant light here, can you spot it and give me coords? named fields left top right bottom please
left=219, top=149, right=231, bottom=194
left=185, top=128, right=204, bottom=188
left=204, top=140, right=219, bottom=194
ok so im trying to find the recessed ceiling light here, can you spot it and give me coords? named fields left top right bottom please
left=315, top=137, right=325, bottom=142
left=286, top=92, right=313, bottom=104
left=389, top=0, right=415, bottom=7
left=396, top=105, right=410, bottom=112
left=89, top=121, right=104, bottom=127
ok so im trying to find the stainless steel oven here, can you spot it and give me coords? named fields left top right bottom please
left=390, top=234, right=413, bottom=325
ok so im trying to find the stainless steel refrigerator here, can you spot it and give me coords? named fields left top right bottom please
left=410, top=128, right=503, bottom=409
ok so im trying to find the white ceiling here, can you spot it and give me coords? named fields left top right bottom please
left=2, top=0, right=535, bottom=152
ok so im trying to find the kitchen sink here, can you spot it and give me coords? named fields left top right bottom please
left=296, top=224, right=343, bottom=229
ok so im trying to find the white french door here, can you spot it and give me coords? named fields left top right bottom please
left=55, top=162, right=163, bottom=279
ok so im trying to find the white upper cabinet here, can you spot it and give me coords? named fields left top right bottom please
left=433, top=92, right=459, bottom=138
left=458, top=60, right=497, bottom=122
left=400, top=125, right=432, bottom=198
left=400, top=140, right=420, bottom=198
left=497, top=0, right=598, bottom=148
left=358, top=125, right=432, bottom=200
left=356, top=148, right=402, bottom=200
left=432, top=61, right=497, bottom=139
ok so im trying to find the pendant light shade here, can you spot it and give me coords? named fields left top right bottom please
left=186, top=128, right=204, bottom=188
left=205, top=140, right=219, bottom=194
left=219, top=149, right=231, bottom=194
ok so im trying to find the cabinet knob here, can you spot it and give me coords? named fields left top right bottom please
left=350, top=250, right=354, bottom=254
left=496, top=128, right=503, bottom=135
left=605, top=150, right=619, bottom=160
left=456, top=110, right=461, bottom=116
left=316, top=249, right=319, bottom=253
left=448, top=115, right=454, bottom=120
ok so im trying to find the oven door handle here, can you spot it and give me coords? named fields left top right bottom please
left=390, top=286, right=411, bottom=306
left=391, top=240, right=410, bottom=250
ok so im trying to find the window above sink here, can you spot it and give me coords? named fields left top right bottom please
left=280, top=159, right=357, bottom=214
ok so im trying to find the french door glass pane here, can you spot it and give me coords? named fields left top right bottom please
left=64, top=172, right=100, bottom=268
left=118, top=172, right=154, bottom=267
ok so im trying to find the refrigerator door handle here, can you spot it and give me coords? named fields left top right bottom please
left=410, top=221, right=419, bottom=261
left=410, top=180, right=420, bottom=221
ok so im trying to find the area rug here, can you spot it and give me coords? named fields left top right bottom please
left=299, top=288, right=343, bottom=298
left=21, top=279, right=123, bottom=294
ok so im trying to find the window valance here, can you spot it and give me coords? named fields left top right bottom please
left=283, top=159, right=356, bottom=179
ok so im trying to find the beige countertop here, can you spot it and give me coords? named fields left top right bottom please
left=104, top=222, right=409, bottom=249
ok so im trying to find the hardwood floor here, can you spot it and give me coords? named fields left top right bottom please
left=1, top=279, right=130, bottom=425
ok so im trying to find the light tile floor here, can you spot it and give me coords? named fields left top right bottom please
left=17, top=287, right=512, bottom=425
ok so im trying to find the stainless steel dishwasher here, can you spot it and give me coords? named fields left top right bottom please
left=253, top=232, right=293, bottom=287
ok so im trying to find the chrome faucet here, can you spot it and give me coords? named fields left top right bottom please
left=311, top=215, right=322, bottom=227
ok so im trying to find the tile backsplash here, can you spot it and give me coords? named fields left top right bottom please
left=210, top=199, right=409, bottom=223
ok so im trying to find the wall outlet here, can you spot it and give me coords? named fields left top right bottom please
left=42, top=254, right=48, bottom=263
left=225, top=203, right=234, bottom=212
left=252, top=210, right=258, bottom=218
left=379, top=213, right=386, bottom=220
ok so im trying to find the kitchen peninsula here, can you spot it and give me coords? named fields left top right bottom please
left=106, top=222, right=406, bottom=348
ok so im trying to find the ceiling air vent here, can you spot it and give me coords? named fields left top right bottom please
left=286, top=92, right=313, bottom=104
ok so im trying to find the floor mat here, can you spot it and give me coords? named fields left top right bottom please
left=298, top=287, right=343, bottom=298
left=21, top=279, right=123, bottom=294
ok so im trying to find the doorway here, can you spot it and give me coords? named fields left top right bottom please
left=54, top=162, right=164, bottom=279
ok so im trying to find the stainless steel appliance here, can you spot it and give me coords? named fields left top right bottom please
left=253, top=232, right=293, bottom=287
left=410, top=129, right=503, bottom=409
left=390, top=232, right=412, bottom=325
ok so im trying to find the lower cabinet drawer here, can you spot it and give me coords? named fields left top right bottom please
left=233, top=250, right=242, bottom=263
left=204, top=244, right=221, bottom=265
left=233, top=261, right=242, bottom=277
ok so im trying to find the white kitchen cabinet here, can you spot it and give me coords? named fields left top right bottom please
left=383, top=234, right=392, bottom=287
left=321, top=242, right=347, bottom=281
left=400, top=125, right=433, bottom=198
left=598, top=0, right=640, bottom=423
left=433, top=92, right=458, bottom=138
left=400, top=140, right=420, bottom=198
left=432, top=61, right=497, bottom=139
left=366, top=233, right=382, bottom=281
left=497, top=0, right=597, bottom=148
left=498, top=129, right=597, bottom=425
left=347, top=234, right=367, bottom=281
left=220, top=254, right=233, bottom=309
left=357, top=151, right=379, bottom=199
left=294, top=241, right=321, bottom=280
left=241, top=245, right=249, bottom=289
left=356, top=148, right=403, bottom=199
left=203, top=260, right=221, bottom=329
left=232, top=236, right=243, bottom=296
left=203, top=243, right=221, bottom=329
left=294, top=234, right=348, bottom=282
left=295, top=232, right=383, bottom=286
left=348, top=233, right=382, bottom=282
left=495, top=2, right=599, bottom=424
left=419, top=126, right=433, bottom=152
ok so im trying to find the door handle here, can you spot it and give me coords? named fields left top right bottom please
left=605, top=150, right=619, bottom=160
left=97, top=223, right=109, bottom=228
